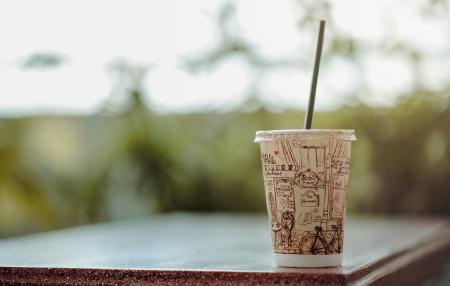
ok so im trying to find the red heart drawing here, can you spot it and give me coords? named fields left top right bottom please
left=274, top=150, right=279, bottom=155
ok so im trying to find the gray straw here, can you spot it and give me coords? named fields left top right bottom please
left=304, top=20, right=326, bottom=129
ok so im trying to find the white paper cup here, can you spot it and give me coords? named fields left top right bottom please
left=255, top=129, right=356, bottom=267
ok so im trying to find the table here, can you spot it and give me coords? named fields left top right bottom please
left=0, top=214, right=449, bottom=285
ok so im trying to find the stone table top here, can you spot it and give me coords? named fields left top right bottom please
left=0, top=214, right=449, bottom=285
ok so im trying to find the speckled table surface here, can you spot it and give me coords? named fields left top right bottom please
left=0, top=214, right=449, bottom=285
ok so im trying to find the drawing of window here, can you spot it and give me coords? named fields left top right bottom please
left=330, top=190, right=345, bottom=218
left=275, top=178, right=295, bottom=212
left=269, top=193, right=277, bottom=220
left=331, top=173, right=345, bottom=189
left=299, top=146, right=326, bottom=170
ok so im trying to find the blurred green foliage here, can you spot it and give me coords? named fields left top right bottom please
left=0, top=1, right=448, bottom=237
left=0, top=88, right=449, bottom=237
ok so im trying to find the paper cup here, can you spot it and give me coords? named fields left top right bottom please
left=254, top=129, right=356, bottom=267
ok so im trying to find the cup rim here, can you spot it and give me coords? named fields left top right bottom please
left=254, top=129, right=356, bottom=142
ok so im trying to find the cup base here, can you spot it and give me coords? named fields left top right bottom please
left=274, top=253, right=342, bottom=268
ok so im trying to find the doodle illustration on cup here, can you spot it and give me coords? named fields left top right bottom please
left=255, top=129, right=356, bottom=267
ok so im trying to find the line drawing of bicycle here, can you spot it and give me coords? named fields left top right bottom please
left=298, top=219, right=343, bottom=255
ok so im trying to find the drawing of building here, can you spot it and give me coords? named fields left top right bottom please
left=261, top=136, right=352, bottom=254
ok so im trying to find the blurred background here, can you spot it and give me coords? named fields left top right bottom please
left=0, top=0, right=449, bottom=238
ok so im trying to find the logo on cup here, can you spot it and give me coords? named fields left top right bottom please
left=294, top=168, right=320, bottom=187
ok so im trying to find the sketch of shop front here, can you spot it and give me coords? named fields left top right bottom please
left=291, top=141, right=328, bottom=233
left=260, top=134, right=353, bottom=255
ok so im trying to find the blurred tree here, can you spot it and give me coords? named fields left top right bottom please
left=0, top=120, right=57, bottom=237
left=21, top=52, right=66, bottom=69
left=102, top=60, right=177, bottom=213
left=0, top=0, right=449, bottom=238
left=349, top=91, right=450, bottom=214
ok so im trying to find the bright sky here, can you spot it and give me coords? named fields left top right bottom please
left=0, top=0, right=448, bottom=115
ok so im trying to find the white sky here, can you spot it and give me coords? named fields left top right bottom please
left=0, top=0, right=448, bottom=115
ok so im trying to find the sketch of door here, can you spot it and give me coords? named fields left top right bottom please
left=292, top=143, right=328, bottom=230
left=330, top=140, right=351, bottom=219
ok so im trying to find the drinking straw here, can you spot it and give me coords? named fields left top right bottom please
left=304, top=20, right=326, bottom=129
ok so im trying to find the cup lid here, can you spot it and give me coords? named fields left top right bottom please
left=254, top=129, right=356, bottom=142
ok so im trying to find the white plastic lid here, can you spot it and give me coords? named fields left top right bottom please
left=254, top=129, right=356, bottom=142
